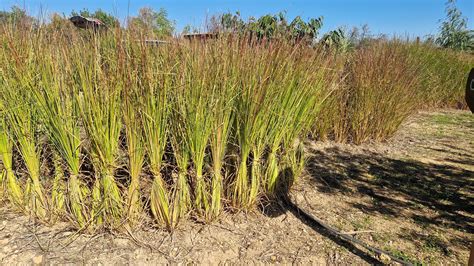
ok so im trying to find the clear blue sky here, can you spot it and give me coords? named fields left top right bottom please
left=1, top=0, right=473, bottom=37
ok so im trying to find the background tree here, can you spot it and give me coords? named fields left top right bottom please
left=436, top=0, right=473, bottom=51
left=46, top=13, right=74, bottom=32
left=182, top=24, right=191, bottom=34
left=289, top=16, right=323, bottom=41
left=182, top=24, right=199, bottom=34
left=0, top=6, right=36, bottom=27
left=213, top=11, right=323, bottom=43
left=253, top=14, right=279, bottom=39
left=128, top=7, right=175, bottom=37
left=219, top=11, right=245, bottom=32
left=321, top=27, right=352, bottom=52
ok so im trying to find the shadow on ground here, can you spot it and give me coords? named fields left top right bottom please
left=306, top=146, right=474, bottom=236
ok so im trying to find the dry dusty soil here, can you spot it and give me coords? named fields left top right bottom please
left=0, top=109, right=473, bottom=265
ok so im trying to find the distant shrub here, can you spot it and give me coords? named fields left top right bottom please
left=409, top=43, right=474, bottom=108
left=314, top=40, right=424, bottom=143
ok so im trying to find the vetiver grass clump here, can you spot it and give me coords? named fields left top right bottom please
left=312, top=39, right=473, bottom=143
left=0, top=109, right=23, bottom=209
left=0, top=32, right=47, bottom=219
left=0, top=25, right=337, bottom=231
left=0, top=21, right=471, bottom=232
left=408, top=43, right=474, bottom=109
left=31, top=42, right=87, bottom=225
left=75, top=33, right=125, bottom=228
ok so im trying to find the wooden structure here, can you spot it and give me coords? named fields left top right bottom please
left=183, top=33, right=218, bottom=41
left=69, top=16, right=106, bottom=30
left=144, top=39, right=170, bottom=46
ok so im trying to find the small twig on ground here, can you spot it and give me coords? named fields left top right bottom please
left=292, top=246, right=302, bottom=264
left=124, top=225, right=153, bottom=251
left=78, top=232, right=105, bottom=258
left=23, top=222, right=48, bottom=252
left=210, top=223, right=244, bottom=235
left=32, top=231, right=47, bottom=252
left=341, top=230, right=376, bottom=235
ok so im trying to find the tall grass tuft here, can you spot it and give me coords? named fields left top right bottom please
left=0, top=21, right=471, bottom=232
left=138, top=44, right=174, bottom=229
left=408, top=43, right=474, bottom=109
left=169, top=105, right=192, bottom=228
left=6, top=93, right=47, bottom=218
left=0, top=114, right=23, bottom=208
left=347, top=41, right=423, bottom=143
left=231, top=38, right=273, bottom=208
left=314, top=40, right=426, bottom=143
left=123, top=80, right=145, bottom=224
left=31, top=40, right=89, bottom=227
left=266, top=45, right=334, bottom=192
left=208, top=39, right=237, bottom=219
left=50, top=151, right=66, bottom=219
left=1, top=72, right=47, bottom=219
left=76, top=34, right=123, bottom=228
left=175, top=41, right=217, bottom=219
left=0, top=29, right=48, bottom=218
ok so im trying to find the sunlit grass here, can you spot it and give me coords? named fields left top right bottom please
left=0, top=24, right=470, bottom=232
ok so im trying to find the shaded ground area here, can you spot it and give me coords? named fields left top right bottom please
left=1, top=109, right=473, bottom=264
left=299, top=109, right=473, bottom=264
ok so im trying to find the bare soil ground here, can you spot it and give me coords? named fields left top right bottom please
left=0, top=109, right=473, bottom=265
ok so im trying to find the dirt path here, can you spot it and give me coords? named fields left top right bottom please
left=1, top=109, right=472, bottom=265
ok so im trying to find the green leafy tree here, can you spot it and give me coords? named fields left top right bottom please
left=129, top=7, right=175, bottom=37
left=182, top=24, right=191, bottom=34
left=436, top=0, right=473, bottom=51
left=320, top=27, right=352, bottom=52
left=214, top=11, right=323, bottom=43
left=254, top=14, right=279, bottom=39
left=346, top=24, right=373, bottom=48
left=182, top=24, right=199, bottom=34
left=219, top=11, right=245, bottom=32
left=46, top=13, right=74, bottom=31
left=0, top=6, right=36, bottom=26
left=289, top=16, right=323, bottom=41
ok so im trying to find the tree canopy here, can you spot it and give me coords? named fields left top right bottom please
left=128, top=7, right=175, bottom=37
left=213, top=11, right=323, bottom=42
left=0, top=6, right=36, bottom=26
left=436, top=0, right=473, bottom=51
